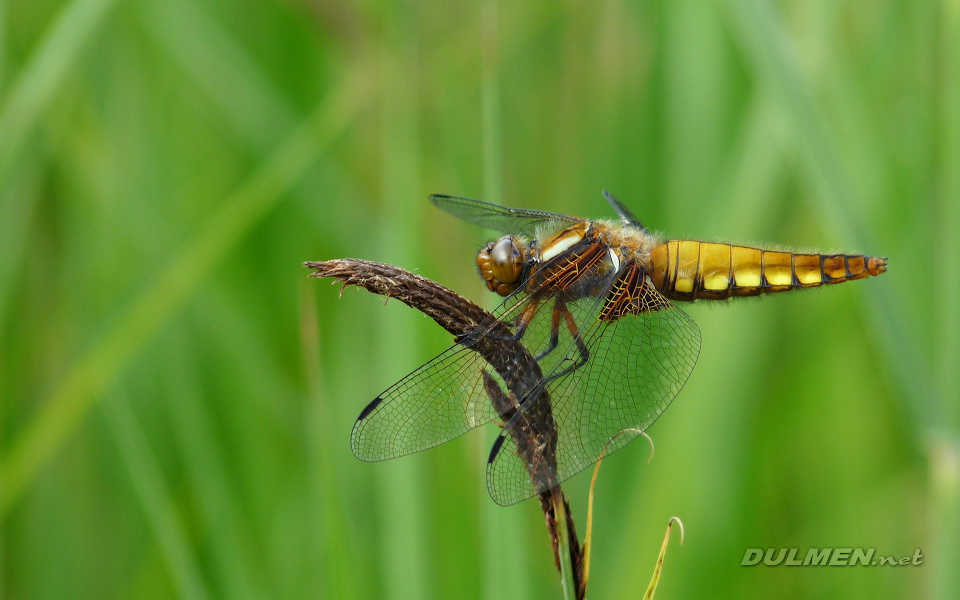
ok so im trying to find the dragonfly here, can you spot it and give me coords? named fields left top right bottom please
left=350, top=192, right=887, bottom=506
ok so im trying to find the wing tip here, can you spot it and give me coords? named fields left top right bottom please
left=350, top=400, right=381, bottom=462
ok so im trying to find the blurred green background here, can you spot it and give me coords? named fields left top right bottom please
left=0, top=0, right=956, bottom=598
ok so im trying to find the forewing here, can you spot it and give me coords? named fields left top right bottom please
left=486, top=274, right=701, bottom=505
left=430, top=194, right=581, bottom=237
left=602, top=190, right=645, bottom=231
left=351, top=343, right=500, bottom=460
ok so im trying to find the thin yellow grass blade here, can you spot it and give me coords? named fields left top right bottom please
left=643, top=516, right=684, bottom=600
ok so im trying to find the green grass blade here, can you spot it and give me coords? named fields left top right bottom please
left=724, top=0, right=933, bottom=441
left=135, top=0, right=297, bottom=151
left=0, top=65, right=376, bottom=517
left=101, top=391, right=211, bottom=600
left=931, top=4, right=960, bottom=599
left=0, top=0, right=117, bottom=184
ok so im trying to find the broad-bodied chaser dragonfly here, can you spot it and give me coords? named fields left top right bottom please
left=350, top=192, right=887, bottom=505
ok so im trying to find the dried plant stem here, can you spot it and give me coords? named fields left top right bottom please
left=306, top=258, right=585, bottom=598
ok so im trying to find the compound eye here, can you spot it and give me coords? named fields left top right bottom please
left=490, top=236, right=522, bottom=285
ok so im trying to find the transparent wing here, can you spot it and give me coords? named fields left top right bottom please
left=351, top=343, right=498, bottom=461
left=486, top=270, right=701, bottom=505
left=602, top=190, right=645, bottom=231
left=351, top=278, right=566, bottom=461
left=430, top=194, right=582, bottom=237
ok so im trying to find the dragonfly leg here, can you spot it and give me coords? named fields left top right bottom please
left=544, top=302, right=591, bottom=381
left=509, top=298, right=539, bottom=341
left=561, top=302, right=590, bottom=369
left=534, top=297, right=565, bottom=361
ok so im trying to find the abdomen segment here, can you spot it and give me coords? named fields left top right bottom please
left=647, top=240, right=887, bottom=301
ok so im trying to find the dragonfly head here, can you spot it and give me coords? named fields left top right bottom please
left=477, top=235, right=526, bottom=296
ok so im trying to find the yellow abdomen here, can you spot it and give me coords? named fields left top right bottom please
left=647, top=240, right=887, bottom=301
